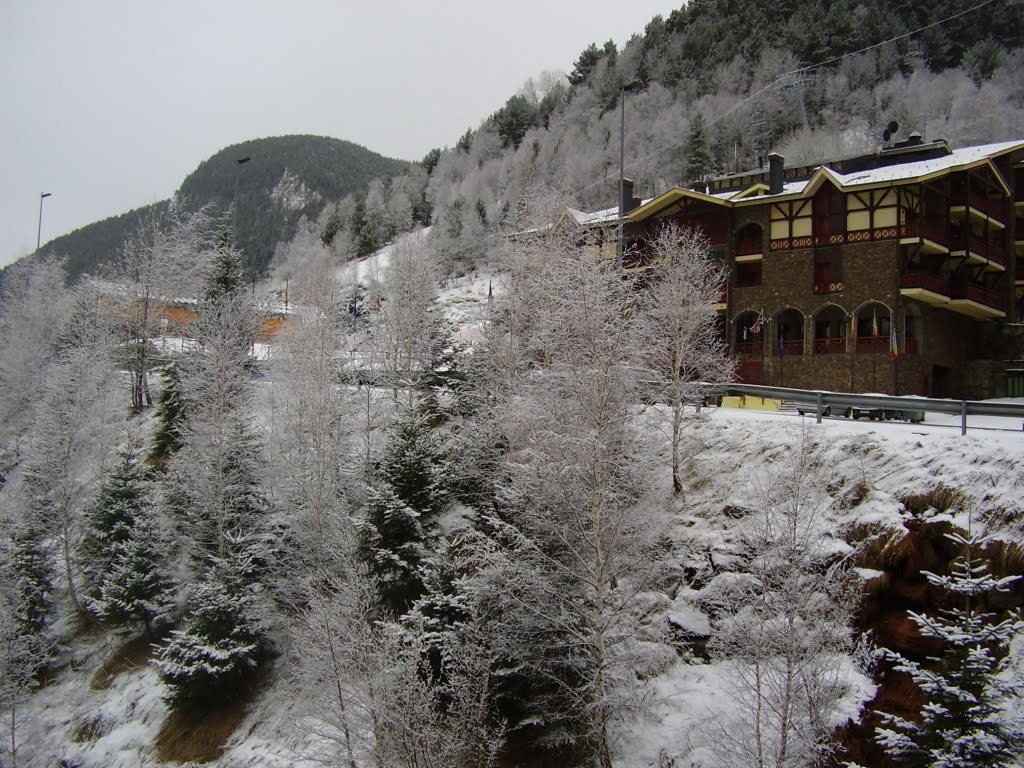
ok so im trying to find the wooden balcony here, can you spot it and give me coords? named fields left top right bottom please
left=900, top=271, right=950, bottom=306
left=950, top=191, right=1005, bottom=225
left=948, top=283, right=1006, bottom=319
left=950, top=232, right=1005, bottom=268
left=899, top=221, right=949, bottom=254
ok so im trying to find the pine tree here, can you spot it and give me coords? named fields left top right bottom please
left=358, top=403, right=449, bottom=612
left=204, top=228, right=245, bottom=303
left=80, top=441, right=150, bottom=600
left=685, top=113, right=716, bottom=182
left=872, top=530, right=1024, bottom=766
left=154, top=558, right=264, bottom=711
left=80, top=440, right=176, bottom=635
left=149, top=364, right=186, bottom=468
left=97, top=510, right=176, bottom=637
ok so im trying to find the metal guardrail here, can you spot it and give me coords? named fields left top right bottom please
left=720, top=383, right=1024, bottom=435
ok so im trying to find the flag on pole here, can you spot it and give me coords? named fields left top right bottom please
left=872, top=307, right=879, bottom=337
left=849, top=312, right=856, bottom=339
left=890, top=326, right=899, bottom=359
left=750, top=309, right=765, bottom=334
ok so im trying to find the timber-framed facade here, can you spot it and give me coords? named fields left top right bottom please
left=590, top=137, right=1024, bottom=399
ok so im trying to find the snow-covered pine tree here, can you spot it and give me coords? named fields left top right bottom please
left=154, top=244, right=274, bottom=707
left=80, top=439, right=150, bottom=601
left=148, top=364, right=187, bottom=469
left=872, top=529, right=1024, bottom=766
left=154, top=556, right=264, bottom=711
left=79, top=439, right=175, bottom=635
left=357, top=400, right=450, bottom=613
left=95, top=508, right=176, bottom=638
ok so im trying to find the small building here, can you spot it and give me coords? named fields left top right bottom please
left=592, top=137, right=1024, bottom=399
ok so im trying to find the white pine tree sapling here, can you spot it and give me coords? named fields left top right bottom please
left=872, top=529, right=1024, bottom=767
left=643, top=221, right=733, bottom=495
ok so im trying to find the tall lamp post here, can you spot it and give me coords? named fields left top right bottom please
left=234, top=156, right=251, bottom=246
left=617, top=81, right=641, bottom=271
left=37, top=192, right=52, bottom=251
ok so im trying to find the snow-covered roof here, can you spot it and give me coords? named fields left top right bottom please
left=828, top=139, right=1024, bottom=190
left=574, top=140, right=1024, bottom=222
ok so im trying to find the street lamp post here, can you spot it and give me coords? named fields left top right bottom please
left=234, top=156, right=251, bottom=246
left=37, top=192, right=52, bottom=251
left=617, top=81, right=641, bottom=272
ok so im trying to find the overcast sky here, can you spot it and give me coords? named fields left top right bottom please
left=0, top=0, right=677, bottom=268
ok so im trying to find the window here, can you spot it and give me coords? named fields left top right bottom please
left=813, top=247, right=844, bottom=293
left=814, top=184, right=845, bottom=241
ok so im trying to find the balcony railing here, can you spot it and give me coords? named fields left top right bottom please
left=777, top=340, right=804, bottom=356
left=949, top=283, right=1006, bottom=311
left=951, top=190, right=1002, bottom=219
left=951, top=232, right=1005, bottom=265
left=901, top=271, right=950, bottom=295
left=735, top=341, right=761, bottom=357
left=900, top=221, right=948, bottom=246
left=813, top=337, right=846, bottom=354
left=856, top=336, right=890, bottom=354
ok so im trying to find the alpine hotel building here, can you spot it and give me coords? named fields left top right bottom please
left=588, top=136, right=1024, bottom=400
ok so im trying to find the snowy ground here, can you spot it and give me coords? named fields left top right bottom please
left=16, top=400, right=1022, bottom=767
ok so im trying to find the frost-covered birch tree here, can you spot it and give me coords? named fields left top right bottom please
left=0, top=259, right=71, bottom=455
left=479, top=225, right=666, bottom=767
left=20, top=283, right=120, bottom=615
left=296, top=563, right=505, bottom=768
left=267, top=264, right=355, bottom=580
left=106, top=207, right=213, bottom=411
left=643, top=222, right=733, bottom=495
left=705, top=434, right=855, bottom=768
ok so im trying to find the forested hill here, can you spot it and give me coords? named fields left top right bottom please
left=30, top=135, right=408, bottom=281
left=396, top=0, right=1024, bottom=275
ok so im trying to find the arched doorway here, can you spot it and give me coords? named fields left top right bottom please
left=813, top=304, right=847, bottom=354
left=855, top=302, right=891, bottom=354
left=775, top=308, right=805, bottom=357
left=734, top=310, right=765, bottom=357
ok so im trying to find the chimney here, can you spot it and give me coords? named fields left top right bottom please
left=768, top=153, right=784, bottom=195
left=908, top=131, right=924, bottom=146
left=620, top=178, right=640, bottom=214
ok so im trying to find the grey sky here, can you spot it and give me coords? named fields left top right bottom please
left=1, top=0, right=676, bottom=268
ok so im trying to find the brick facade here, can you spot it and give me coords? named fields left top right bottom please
left=611, top=139, right=1024, bottom=400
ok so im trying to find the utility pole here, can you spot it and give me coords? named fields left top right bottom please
left=617, top=81, right=641, bottom=271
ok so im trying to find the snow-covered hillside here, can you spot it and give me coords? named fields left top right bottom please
left=15, top=402, right=1024, bottom=767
